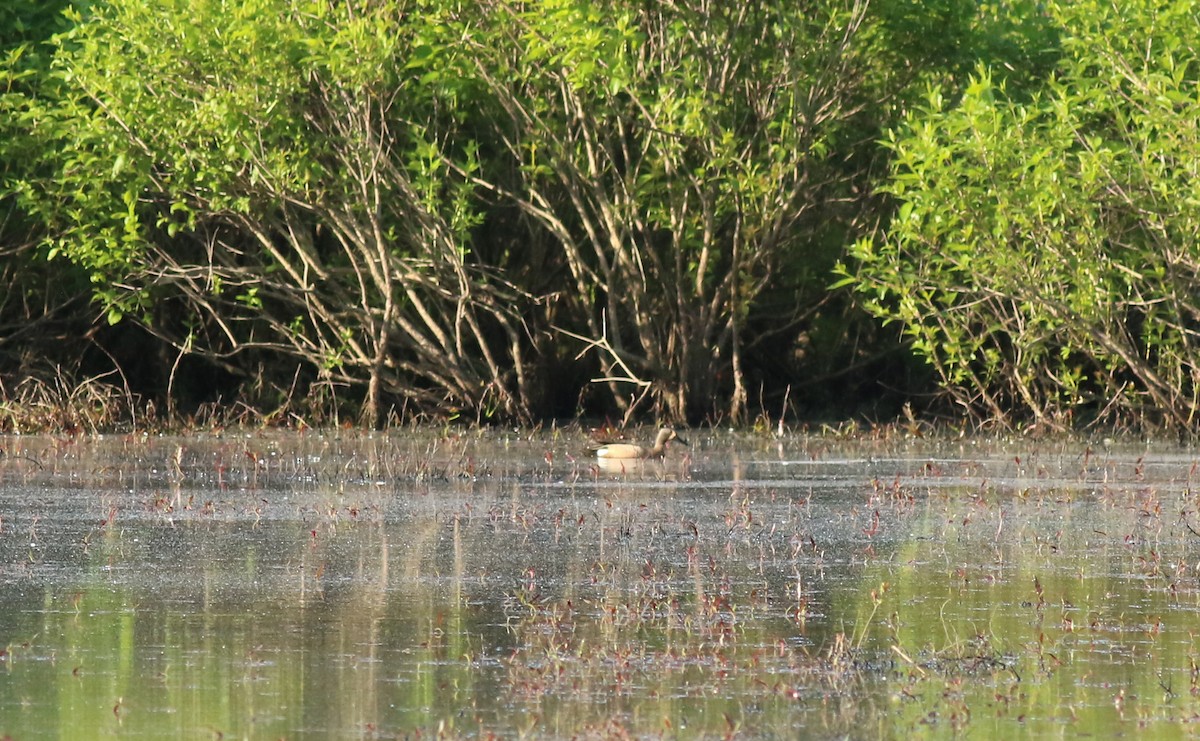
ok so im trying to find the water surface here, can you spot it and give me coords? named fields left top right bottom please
left=1, top=430, right=1198, bottom=738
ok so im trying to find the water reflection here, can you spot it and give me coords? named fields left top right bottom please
left=1, top=432, right=1199, bottom=737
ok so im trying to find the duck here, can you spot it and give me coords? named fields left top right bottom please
left=593, top=426, right=688, bottom=460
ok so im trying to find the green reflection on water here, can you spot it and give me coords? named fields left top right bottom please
left=3, top=536, right=506, bottom=738
left=843, top=481, right=1200, bottom=739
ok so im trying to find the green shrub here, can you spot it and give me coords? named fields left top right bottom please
left=846, top=0, right=1200, bottom=429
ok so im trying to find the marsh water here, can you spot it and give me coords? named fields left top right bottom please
left=2, top=429, right=1200, bottom=739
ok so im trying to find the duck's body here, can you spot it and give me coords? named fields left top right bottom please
left=594, top=427, right=688, bottom=460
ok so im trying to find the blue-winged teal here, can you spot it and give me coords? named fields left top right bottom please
left=594, top=427, right=688, bottom=460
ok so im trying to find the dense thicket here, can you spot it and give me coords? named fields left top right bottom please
left=0, top=0, right=88, bottom=406
left=6, top=0, right=1190, bottom=432
left=847, top=0, right=1200, bottom=431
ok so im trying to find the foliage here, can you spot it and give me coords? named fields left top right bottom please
left=15, top=0, right=535, bottom=426
left=0, top=0, right=1109, bottom=428
left=462, top=0, right=897, bottom=424
left=866, top=0, right=1060, bottom=103
left=0, top=0, right=93, bottom=376
left=846, top=0, right=1200, bottom=429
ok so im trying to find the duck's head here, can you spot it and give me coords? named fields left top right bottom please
left=657, top=426, right=688, bottom=447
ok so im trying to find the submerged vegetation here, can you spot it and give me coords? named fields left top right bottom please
left=0, top=0, right=1198, bottom=432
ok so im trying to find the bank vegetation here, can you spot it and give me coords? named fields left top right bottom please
left=1, top=0, right=1197, bottom=434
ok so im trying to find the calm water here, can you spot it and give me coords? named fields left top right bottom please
left=1, top=430, right=1199, bottom=739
